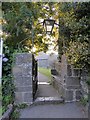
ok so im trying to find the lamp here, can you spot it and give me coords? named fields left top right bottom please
left=43, top=19, right=55, bottom=35
left=43, top=18, right=64, bottom=62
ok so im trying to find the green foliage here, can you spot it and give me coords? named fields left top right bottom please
left=66, top=41, right=89, bottom=68
left=2, top=4, right=90, bottom=108
left=10, top=104, right=28, bottom=120
left=63, top=3, right=90, bottom=69
left=2, top=44, right=15, bottom=114
left=2, top=2, right=90, bottom=63
left=10, top=107, right=20, bottom=120
left=2, top=3, right=49, bottom=53
left=80, top=96, right=88, bottom=106
left=17, top=103, right=28, bottom=109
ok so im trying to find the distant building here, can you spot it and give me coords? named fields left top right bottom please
left=36, top=52, right=58, bottom=68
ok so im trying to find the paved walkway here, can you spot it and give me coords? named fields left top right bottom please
left=20, top=103, right=87, bottom=118
left=19, top=72, right=88, bottom=118
left=36, top=72, right=61, bottom=97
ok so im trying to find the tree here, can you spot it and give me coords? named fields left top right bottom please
left=2, top=2, right=50, bottom=53
left=66, top=2, right=90, bottom=69
left=2, top=2, right=89, bottom=68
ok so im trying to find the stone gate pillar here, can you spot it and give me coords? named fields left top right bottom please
left=61, top=55, right=81, bottom=102
left=51, top=54, right=81, bottom=102
left=13, top=53, right=33, bottom=104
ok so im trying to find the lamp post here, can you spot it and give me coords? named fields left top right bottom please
left=43, top=18, right=63, bottom=62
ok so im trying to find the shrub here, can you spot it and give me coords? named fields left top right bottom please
left=2, top=44, right=15, bottom=114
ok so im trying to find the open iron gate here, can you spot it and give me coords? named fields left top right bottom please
left=32, top=55, right=38, bottom=100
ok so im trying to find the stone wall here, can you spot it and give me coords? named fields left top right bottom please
left=80, top=69, right=89, bottom=99
left=51, top=54, right=89, bottom=102
left=12, top=53, right=33, bottom=104
left=64, top=65, right=81, bottom=102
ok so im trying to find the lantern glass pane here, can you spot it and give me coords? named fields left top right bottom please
left=47, top=31, right=51, bottom=35
left=46, top=20, right=54, bottom=26
left=46, top=21, right=50, bottom=25
left=47, top=25, right=52, bottom=32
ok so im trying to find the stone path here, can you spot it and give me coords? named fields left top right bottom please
left=36, top=72, right=61, bottom=97
left=20, top=102, right=87, bottom=118
left=19, top=72, right=88, bottom=118
left=34, top=72, right=64, bottom=104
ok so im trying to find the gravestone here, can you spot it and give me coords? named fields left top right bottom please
left=13, top=53, right=33, bottom=104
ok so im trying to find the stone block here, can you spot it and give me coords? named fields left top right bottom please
left=51, top=76, right=65, bottom=97
left=15, top=92, right=24, bottom=104
left=73, top=69, right=80, bottom=76
left=14, top=53, right=32, bottom=65
left=54, top=62, right=61, bottom=75
left=13, top=65, right=32, bottom=76
left=66, top=85, right=80, bottom=89
left=76, top=90, right=81, bottom=100
left=65, top=90, right=73, bottom=101
left=15, top=92, right=33, bottom=104
left=58, top=85, right=65, bottom=97
left=67, top=65, right=72, bottom=76
left=13, top=67, right=22, bottom=75
left=66, top=76, right=80, bottom=86
left=15, top=86, right=32, bottom=92
left=14, top=77, right=32, bottom=86
left=23, top=92, right=33, bottom=102
left=80, top=69, right=88, bottom=77
left=61, top=63, right=67, bottom=81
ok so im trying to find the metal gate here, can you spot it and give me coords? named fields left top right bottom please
left=0, top=38, right=3, bottom=85
left=32, top=54, right=38, bottom=99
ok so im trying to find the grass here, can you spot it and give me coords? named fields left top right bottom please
left=38, top=67, right=51, bottom=78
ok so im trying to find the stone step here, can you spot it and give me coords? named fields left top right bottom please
left=33, top=97, right=64, bottom=105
